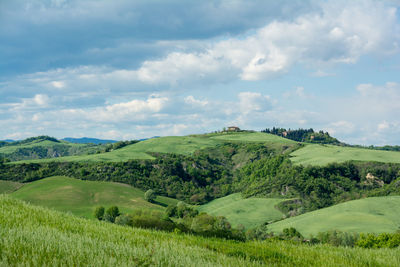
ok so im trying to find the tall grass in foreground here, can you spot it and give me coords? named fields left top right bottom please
left=1, top=195, right=400, bottom=266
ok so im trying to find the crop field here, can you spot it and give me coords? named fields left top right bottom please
left=0, top=180, right=23, bottom=194
left=268, top=196, right=400, bottom=237
left=1, top=195, right=400, bottom=266
left=10, top=176, right=178, bottom=218
left=198, top=193, right=286, bottom=229
left=290, top=144, right=400, bottom=166
left=15, top=132, right=294, bottom=163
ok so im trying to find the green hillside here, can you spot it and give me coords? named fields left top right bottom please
left=0, top=180, right=23, bottom=194
left=290, top=144, right=400, bottom=166
left=15, top=132, right=295, bottom=163
left=198, top=193, right=286, bottom=229
left=1, top=196, right=400, bottom=266
left=0, top=136, right=101, bottom=161
left=10, top=176, right=178, bottom=218
left=268, top=196, right=400, bottom=237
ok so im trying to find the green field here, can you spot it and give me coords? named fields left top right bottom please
left=15, top=132, right=293, bottom=163
left=268, top=196, right=400, bottom=237
left=290, top=144, right=400, bottom=166
left=0, top=180, right=23, bottom=194
left=198, top=193, right=286, bottom=229
left=10, top=176, right=178, bottom=218
left=1, top=195, right=400, bottom=266
left=0, top=139, right=84, bottom=154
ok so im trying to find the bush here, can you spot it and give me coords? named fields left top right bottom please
left=94, top=206, right=105, bottom=220
left=144, top=189, right=156, bottom=203
left=356, top=232, right=400, bottom=248
left=104, top=206, right=120, bottom=223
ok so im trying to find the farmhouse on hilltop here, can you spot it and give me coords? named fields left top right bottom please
left=227, top=126, right=240, bottom=132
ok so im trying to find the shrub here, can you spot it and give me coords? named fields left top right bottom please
left=144, top=189, right=156, bottom=203
left=104, top=206, right=120, bottom=223
left=94, top=206, right=105, bottom=220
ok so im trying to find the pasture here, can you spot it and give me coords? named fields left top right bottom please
left=10, top=176, right=177, bottom=218
left=0, top=180, right=23, bottom=194
left=290, top=144, right=400, bottom=166
left=198, top=193, right=286, bottom=229
left=268, top=196, right=400, bottom=237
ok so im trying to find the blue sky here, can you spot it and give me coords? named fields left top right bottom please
left=1, top=0, right=400, bottom=145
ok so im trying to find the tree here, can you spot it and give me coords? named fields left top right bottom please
left=94, top=206, right=105, bottom=220
left=144, top=189, right=156, bottom=203
left=104, top=206, right=120, bottom=223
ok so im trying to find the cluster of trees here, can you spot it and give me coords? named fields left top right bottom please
left=262, top=127, right=340, bottom=144
left=94, top=206, right=120, bottom=223
left=0, top=143, right=278, bottom=204
left=97, top=202, right=245, bottom=241
left=236, top=155, right=400, bottom=214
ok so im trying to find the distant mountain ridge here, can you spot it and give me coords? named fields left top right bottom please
left=62, top=137, right=117, bottom=144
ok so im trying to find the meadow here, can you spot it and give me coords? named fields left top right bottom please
left=0, top=180, right=22, bottom=194
left=268, top=196, right=400, bottom=237
left=1, top=195, right=400, bottom=266
left=290, top=144, right=400, bottom=166
left=10, top=176, right=178, bottom=218
left=198, top=193, right=286, bottom=229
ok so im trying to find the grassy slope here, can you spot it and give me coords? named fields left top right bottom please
left=0, top=139, right=86, bottom=154
left=0, top=180, right=23, bottom=194
left=1, top=196, right=400, bottom=266
left=198, top=193, right=286, bottom=229
left=268, top=196, right=400, bottom=237
left=290, top=144, right=400, bottom=166
left=16, top=132, right=293, bottom=163
left=10, top=176, right=178, bottom=218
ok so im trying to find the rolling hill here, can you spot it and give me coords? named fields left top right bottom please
left=290, top=144, right=400, bottom=166
left=0, top=136, right=103, bottom=161
left=267, top=196, right=400, bottom=237
left=198, top=193, right=286, bottom=229
left=1, top=195, right=399, bottom=266
left=0, top=180, right=23, bottom=194
left=10, top=176, right=178, bottom=218
left=62, top=137, right=117, bottom=144
left=15, top=131, right=297, bottom=163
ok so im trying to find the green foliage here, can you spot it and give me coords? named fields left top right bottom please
left=245, top=223, right=271, bottom=241
left=104, top=206, right=120, bottom=223
left=316, top=230, right=359, bottom=247
left=356, top=232, right=400, bottom=248
left=144, top=189, right=156, bottom=202
left=282, top=227, right=303, bottom=239
left=262, top=127, right=340, bottom=144
left=94, top=206, right=104, bottom=220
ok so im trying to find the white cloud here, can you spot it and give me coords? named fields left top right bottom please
left=238, top=92, right=273, bottom=114
left=130, top=1, right=400, bottom=83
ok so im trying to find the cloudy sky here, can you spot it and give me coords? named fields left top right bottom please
left=1, top=0, right=400, bottom=145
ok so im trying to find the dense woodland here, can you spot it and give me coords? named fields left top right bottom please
left=262, top=127, right=341, bottom=144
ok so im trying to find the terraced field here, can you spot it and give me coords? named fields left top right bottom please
left=198, top=193, right=286, bottom=229
left=268, top=196, right=400, bottom=237
left=10, top=176, right=178, bottom=218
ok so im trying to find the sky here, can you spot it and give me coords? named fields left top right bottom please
left=1, top=0, right=400, bottom=145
